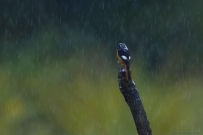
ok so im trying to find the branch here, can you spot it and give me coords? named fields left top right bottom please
left=118, top=67, right=152, bottom=135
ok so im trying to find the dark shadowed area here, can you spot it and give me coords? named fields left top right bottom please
left=0, top=0, right=202, bottom=135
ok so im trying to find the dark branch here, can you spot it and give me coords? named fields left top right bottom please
left=118, top=67, right=152, bottom=135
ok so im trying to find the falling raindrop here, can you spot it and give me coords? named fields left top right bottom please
left=81, top=63, right=83, bottom=69
left=91, top=68, right=93, bottom=79
left=82, top=47, right=84, bottom=56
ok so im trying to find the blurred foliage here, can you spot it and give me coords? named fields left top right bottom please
left=0, top=0, right=203, bottom=135
left=1, top=0, right=203, bottom=76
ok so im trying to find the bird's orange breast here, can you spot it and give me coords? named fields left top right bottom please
left=117, top=50, right=125, bottom=65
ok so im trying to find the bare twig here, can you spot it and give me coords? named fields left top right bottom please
left=118, top=67, right=152, bottom=135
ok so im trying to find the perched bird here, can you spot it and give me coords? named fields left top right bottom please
left=117, top=43, right=131, bottom=81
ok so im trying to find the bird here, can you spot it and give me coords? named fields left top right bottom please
left=117, top=43, right=131, bottom=81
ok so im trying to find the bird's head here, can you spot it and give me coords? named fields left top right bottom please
left=118, top=43, right=128, bottom=50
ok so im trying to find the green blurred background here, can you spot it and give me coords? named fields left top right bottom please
left=0, top=0, right=203, bottom=135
